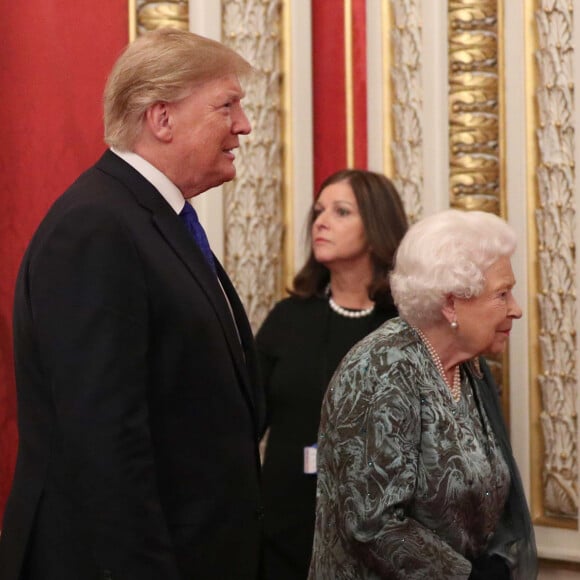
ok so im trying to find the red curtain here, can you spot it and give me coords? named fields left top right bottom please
left=312, top=0, right=368, bottom=192
left=0, top=1, right=127, bottom=521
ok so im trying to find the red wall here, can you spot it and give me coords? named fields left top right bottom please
left=0, top=1, right=127, bottom=521
left=312, top=0, right=367, bottom=192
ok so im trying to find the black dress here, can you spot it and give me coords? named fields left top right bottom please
left=256, top=294, right=397, bottom=580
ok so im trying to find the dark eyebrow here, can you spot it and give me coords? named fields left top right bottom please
left=314, top=198, right=356, bottom=209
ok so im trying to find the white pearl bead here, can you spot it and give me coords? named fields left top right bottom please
left=328, top=296, right=375, bottom=318
left=415, top=328, right=462, bottom=402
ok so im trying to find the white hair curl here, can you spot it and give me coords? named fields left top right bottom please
left=389, top=209, right=517, bottom=326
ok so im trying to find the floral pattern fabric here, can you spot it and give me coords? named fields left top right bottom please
left=309, top=318, right=510, bottom=580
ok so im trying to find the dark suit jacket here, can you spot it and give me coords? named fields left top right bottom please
left=0, top=151, right=265, bottom=580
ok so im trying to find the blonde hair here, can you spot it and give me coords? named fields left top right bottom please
left=104, top=28, right=253, bottom=150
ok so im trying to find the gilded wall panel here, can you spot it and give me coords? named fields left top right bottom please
left=222, top=0, right=284, bottom=331
left=447, top=1, right=511, bottom=421
left=389, top=0, right=423, bottom=223
left=533, top=0, right=577, bottom=522
left=131, top=0, right=189, bottom=37
left=448, top=0, right=501, bottom=215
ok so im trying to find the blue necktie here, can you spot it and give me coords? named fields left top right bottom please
left=179, top=202, right=216, bottom=273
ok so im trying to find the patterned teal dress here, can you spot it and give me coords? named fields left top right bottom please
left=309, top=318, right=515, bottom=580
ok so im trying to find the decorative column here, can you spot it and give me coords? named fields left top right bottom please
left=222, top=0, right=284, bottom=331
left=533, top=0, right=577, bottom=523
left=448, top=0, right=502, bottom=214
left=389, top=0, right=423, bottom=223
left=130, top=0, right=189, bottom=37
left=448, top=0, right=510, bottom=419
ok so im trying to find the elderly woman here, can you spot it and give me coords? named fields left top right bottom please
left=308, top=210, right=537, bottom=580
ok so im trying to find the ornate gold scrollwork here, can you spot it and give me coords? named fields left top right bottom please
left=389, top=0, right=423, bottom=224
left=222, top=0, right=285, bottom=331
left=532, top=0, right=577, bottom=524
left=130, top=0, right=189, bottom=39
left=448, top=1, right=510, bottom=433
left=448, top=0, right=500, bottom=214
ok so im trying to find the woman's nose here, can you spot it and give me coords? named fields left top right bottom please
left=313, top=213, right=327, bottom=229
left=509, top=295, right=523, bottom=319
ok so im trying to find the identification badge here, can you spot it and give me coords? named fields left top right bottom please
left=303, top=444, right=317, bottom=474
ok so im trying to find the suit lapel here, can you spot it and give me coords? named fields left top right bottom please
left=215, top=262, right=264, bottom=430
left=95, top=151, right=258, bottom=425
left=152, top=210, right=253, bottom=376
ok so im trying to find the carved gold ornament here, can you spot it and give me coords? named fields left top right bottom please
left=448, top=0, right=501, bottom=215
left=389, top=0, right=423, bottom=223
left=533, top=0, right=577, bottom=522
left=130, top=0, right=189, bottom=38
left=222, top=0, right=284, bottom=331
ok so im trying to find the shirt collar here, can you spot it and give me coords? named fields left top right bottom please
left=111, top=147, right=186, bottom=214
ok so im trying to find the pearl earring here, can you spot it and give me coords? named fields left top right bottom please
left=450, top=320, right=458, bottom=330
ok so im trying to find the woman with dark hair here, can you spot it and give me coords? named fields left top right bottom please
left=256, top=169, right=409, bottom=580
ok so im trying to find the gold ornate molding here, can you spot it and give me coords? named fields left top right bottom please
left=344, top=0, right=354, bottom=167
left=448, top=0, right=511, bottom=424
left=389, top=0, right=423, bottom=223
left=129, top=0, right=189, bottom=40
left=530, top=0, right=577, bottom=525
left=281, top=0, right=295, bottom=294
left=448, top=0, right=501, bottom=215
left=222, top=0, right=285, bottom=331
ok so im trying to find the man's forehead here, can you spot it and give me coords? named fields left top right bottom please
left=194, top=74, right=244, bottom=95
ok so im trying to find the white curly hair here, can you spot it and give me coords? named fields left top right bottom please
left=389, top=209, right=517, bottom=326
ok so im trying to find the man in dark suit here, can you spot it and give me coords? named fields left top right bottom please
left=0, top=28, right=265, bottom=580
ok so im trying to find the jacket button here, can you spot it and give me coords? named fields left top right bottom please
left=255, top=506, right=265, bottom=520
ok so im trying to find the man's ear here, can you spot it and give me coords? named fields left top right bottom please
left=441, top=294, right=456, bottom=326
left=144, top=102, right=172, bottom=142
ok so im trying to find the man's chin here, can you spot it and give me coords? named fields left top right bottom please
left=204, top=169, right=236, bottom=191
left=218, top=166, right=237, bottom=185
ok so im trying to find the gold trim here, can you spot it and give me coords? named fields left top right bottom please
left=388, top=0, right=422, bottom=222
left=497, top=0, right=506, bottom=221
left=526, top=0, right=578, bottom=527
left=497, top=0, right=510, bottom=429
left=448, top=1, right=512, bottom=430
left=524, top=0, right=544, bottom=525
left=221, top=2, right=286, bottom=330
left=448, top=0, right=501, bottom=213
left=129, top=0, right=189, bottom=39
left=344, top=0, right=355, bottom=167
left=129, top=0, right=137, bottom=41
left=382, top=0, right=393, bottom=177
left=282, top=0, right=295, bottom=293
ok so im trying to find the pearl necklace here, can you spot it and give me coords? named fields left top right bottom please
left=326, top=285, right=375, bottom=319
left=415, top=328, right=462, bottom=402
